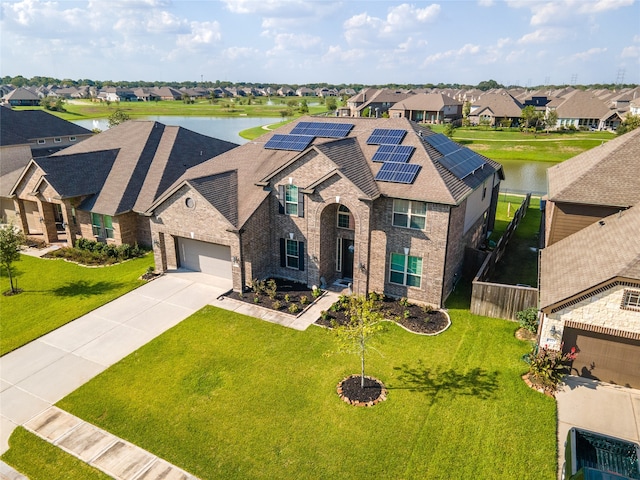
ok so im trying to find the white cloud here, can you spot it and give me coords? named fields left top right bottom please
left=266, top=32, right=322, bottom=56
left=422, top=43, right=480, bottom=66
left=478, top=0, right=495, bottom=6
left=569, top=47, right=608, bottom=61
left=322, top=45, right=367, bottom=63
left=517, top=27, right=566, bottom=44
left=223, top=46, right=260, bottom=60
left=508, top=0, right=634, bottom=25
left=621, top=45, right=640, bottom=58
left=176, top=21, right=222, bottom=49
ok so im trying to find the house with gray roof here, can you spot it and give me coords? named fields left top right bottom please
left=388, top=93, right=462, bottom=124
left=468, top=91, right=524, bottom=127
left=145, top=117, right=503, bottom=307
left=551, top=90, right=623, bottom=131
left=538, top=127, right=640, bottom=388
left=0, top=108, right=93, bottom=224
left=9, top=121, right=237, bottom=246
left=1, top=87, right=41, bottom=106
left=544, top=127, right=640, bottom=246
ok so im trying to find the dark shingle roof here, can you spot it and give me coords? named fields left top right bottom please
left=45, top=120, right=237, bottom=215
left=189, top=171, right=238, bottom=226
left=540, top=204, right=640, bottom=309
left=0, top=108, right=91, bottom=141
left=547, top=127, right=640, bottom=208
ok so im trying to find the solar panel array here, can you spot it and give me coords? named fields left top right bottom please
left=374, top=162, right=421, bottom=184
left=372, top=144, right=416, bottom=163
left=423, top=133, right=487, bottom=179
left=367, top=129, right=407, bottom=145
left=264, top=134, right=314, bottom=152
left=290, top=121, right=353, bottom=138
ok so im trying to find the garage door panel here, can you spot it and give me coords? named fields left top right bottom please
left=563, top=328, right=640, bottom=389
left=177, top=238, right=232, bottom=281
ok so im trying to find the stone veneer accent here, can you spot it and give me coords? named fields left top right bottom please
left=541, top=283, right=640, bottom=350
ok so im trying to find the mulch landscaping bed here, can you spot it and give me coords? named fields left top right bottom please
left=316, top=295, right=450, bottom=335
left=224, top=278, right=318, bottom=315
left=337, top=375, right=387, bottom=406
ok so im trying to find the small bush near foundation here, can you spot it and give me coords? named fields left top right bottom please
left=45, top=239, right=147, bottom=265
left=517, top=307, right=539, bottom=334
left=288, top=303, right=300, bottom=314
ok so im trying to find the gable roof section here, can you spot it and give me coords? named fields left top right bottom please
left=48, top=120, right=237, bottom=215
left=471, top=92, right=523, bottom=117
left=540, top=205, right=640, bottom=309
left=189, top=171, right=238, bottom=226
left=390, top=93, right=461, bottom=111
left=547, top=127, right=640, bottom=208
left=0, top=108, right=91, bottom=141
left=554, top=90, right=611, bottom=119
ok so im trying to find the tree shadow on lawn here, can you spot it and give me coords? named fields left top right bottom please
left=52, top=280, right=125, bottom=298
left=391, top=360, right=500, bottom=400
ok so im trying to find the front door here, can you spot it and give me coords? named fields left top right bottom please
left=341, top=238, right=354, bottom=279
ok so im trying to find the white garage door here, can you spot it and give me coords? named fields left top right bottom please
left=177, top=238, right=232, bottom=282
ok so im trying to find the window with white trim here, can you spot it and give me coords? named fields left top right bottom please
left=69, top=136, right=77, bottom=141
left=54, top=137, right=62, bottom=143
left=337, top=205, right=354, bottom=229
left=389, top=253, right=423, bottom=287
left=286, top=239, right=299, bottom=269
left=285, top=185, right=298, bottom=216
left=621, top=289, right=640, bottom=311
left=392, top=199, right=426, bottom=230
left=37, top=139, right=45, bottom=144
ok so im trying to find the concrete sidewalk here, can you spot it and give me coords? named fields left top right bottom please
left=555, top=375, right=640, bottom=479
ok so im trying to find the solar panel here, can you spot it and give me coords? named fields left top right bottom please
left=423, top=133, right=488, bottom=179
left=290, top=122, right=353, bottom=138
left=264, top=134, right=314, bottom=151
left=372, top=144, right=415, bottom=163
left=374, top=162, right=421, bottom=184
left=366, top=129, right=407, bottom=145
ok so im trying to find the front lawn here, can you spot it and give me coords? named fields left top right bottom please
left=0, top=254, right=154, bottom=355
left=56, top=305, right=556, bottom=479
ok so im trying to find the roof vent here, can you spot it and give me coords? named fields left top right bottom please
left=599, top=220, right=605, bottom=226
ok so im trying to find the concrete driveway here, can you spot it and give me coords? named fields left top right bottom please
left=556, top=375, right=640, bottom=478
left=0, top=271, right=230, bottom=454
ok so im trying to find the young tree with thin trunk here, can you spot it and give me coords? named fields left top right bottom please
left=332, top=295, right=385, bottom=388
left=0, top=224, right=25, bottom=294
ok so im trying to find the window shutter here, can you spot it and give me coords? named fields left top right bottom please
left=278, top=185, right=285, bottom=214
left=298, top=241, right=305, bottom=271
left=280, top=238, right=286, bottom=267
left=298, top=190, right=304, bottom=218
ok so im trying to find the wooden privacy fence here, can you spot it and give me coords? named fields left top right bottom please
left=470, top=194, right=538, bottom=320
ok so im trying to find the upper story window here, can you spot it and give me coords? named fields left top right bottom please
left=621, top=289, right=640, bottom=312
left=54, top=137, right=62, bottom=143
left=278, top=184, right=304, bottom=218
left=337, top=205, right=354, bottom=229
left=37, top=139, right=45, bottom=144
left=69, top=136, right=77, bottom=142
left=393, top=199, right=426, bottom=230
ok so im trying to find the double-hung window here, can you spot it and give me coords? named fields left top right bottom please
left=393, top=199, right=426, bottom=229
left=280, top=238, right=305, bottom=271
left=285, top=185, right=298, bottom=216
left=389, top=253, right=423, bottom=287
left=278, top=184, right=304, bottom=217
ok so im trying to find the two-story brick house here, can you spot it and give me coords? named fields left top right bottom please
left=146, top=117, right=503, bottom=307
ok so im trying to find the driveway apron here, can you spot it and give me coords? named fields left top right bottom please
left=0, top=274, right=228, bottom=455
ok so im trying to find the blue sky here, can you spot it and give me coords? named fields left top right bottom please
left=1, top=0, right=638, bottom=86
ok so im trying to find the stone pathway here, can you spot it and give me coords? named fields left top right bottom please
left=23, top=407, right=198, bottom=479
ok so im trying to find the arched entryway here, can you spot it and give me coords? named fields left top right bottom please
left=318, top=203, right=356, bottom=286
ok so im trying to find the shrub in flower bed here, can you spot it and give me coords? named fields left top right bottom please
left=225, top=277, right=322, bottom=315
left=45, top=238, right=147, bottom=265
left=317, top=292, right=449, bottom=335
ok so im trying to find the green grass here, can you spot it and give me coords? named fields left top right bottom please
left=0, top=253, right=154, bottom=355
left=0, top=428, right=111, bottom=480
left=56, top=305, right=556, bottom=479
left=18, top=98, right=332, bottom=122
left=429, top=125, right=614, bottom=162
left=239, top=120, right=289, bottom=140
left=489, top=195, right=541, bottom=287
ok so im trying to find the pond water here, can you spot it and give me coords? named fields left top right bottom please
left=73, top=116, right=553, bottom=194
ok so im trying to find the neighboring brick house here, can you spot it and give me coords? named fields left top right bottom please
left=146, top=117, right=503, bottom=307
left=10, top=120, right=237, bottom=246
left=468, top=91, right=524, bottom=127
left=538, top=204, right=640, bottom=388
left=543, top=127, right=640, bottom=247
left=0, top=108, right=93, bottom=224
